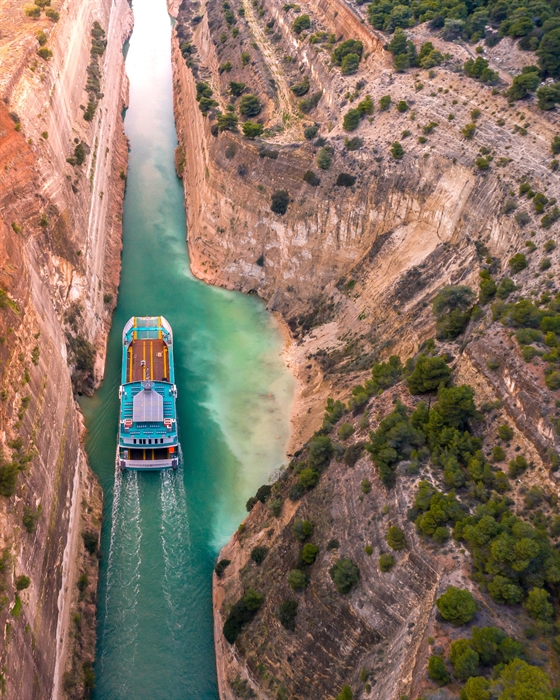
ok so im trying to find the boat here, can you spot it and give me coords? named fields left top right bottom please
left=117, top=316, right=179, bottom=470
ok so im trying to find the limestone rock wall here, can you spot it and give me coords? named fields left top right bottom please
left=0, top=0, right=132, bottom=696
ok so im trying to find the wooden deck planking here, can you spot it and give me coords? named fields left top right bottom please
left=128, top=339, right=170, bottom=382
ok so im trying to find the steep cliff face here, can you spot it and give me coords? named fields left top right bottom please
left=170, top=0, right=560, bottom=697
left=0, top=0, right=131, bottom=696
left=171, top=0, right=558, bottom=424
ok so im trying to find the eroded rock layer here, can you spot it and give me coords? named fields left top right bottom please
left=169, top=0, right=560, bottom=697
left=0, top=0, right=131, bottom=696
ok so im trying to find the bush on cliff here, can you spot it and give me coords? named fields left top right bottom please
left=239, top=94, right=262, bottom=117
left=271, top=190, right=289, bottom=215
left=329, top=558, right=360, bottom=593
left=278, top=599, right=298, bottom=631
left=432, top=285, right=475, bottom=340
left=407, top=354, right=451, bottom=394
left=366, top=401, right=424, bottom=487
left=223, top=588, right=264, bottom=643
left=436, top=586, right=477, bottom=625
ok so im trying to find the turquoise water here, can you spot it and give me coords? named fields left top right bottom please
left=80, top=0, right=294, bottom=696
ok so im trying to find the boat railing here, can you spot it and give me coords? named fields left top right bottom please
left=160, top=316, right=173, bottom=343
left=122, top=317, right=135, bottom=343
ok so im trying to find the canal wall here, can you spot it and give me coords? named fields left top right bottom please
left=0, top=0, right=132, bottom=696
left=168, top=0, right=560, bottom=698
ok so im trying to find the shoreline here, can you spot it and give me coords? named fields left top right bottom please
left=187, top=245, right=325, bottom=462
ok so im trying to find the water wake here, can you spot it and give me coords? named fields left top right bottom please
left=160, top=462, right=192, bottom=638
left=99, top=469, right=143, bottom=695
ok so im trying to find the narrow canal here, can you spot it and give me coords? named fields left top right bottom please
left=79, top=0, right=294, bottom=696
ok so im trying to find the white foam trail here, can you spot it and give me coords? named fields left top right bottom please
left=99, top=468, right=143, bottom=693
left=160, top=457, right=192, bottom=639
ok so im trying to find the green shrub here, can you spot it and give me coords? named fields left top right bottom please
left=287, top=569, right=307, bottom=591
left=343, top=108, right=361, bottom=131
left=271, top=190, right=289, bottom=215
left=25, top=5, right=42, bottom=18
left=508, top=70, right=540, bottom=100
left=479, top=275, right=497, bottom=304
left=223, top=589, right=264, bottom=643
left=407, top=354, right=451, bottom=394
left=379, top=553, right=394, bottom=572
left=464, top=56, right=498, bottom=84
left=316, top=148, right=332, bottom=170
left=432, top=285, right=475, bottom=340
left=386, top=526, right=406, bottom=550
left=37, top=47, right=53, bottom=60
left=344, top=137, right=363, bottom=152
left=391, top=141, right=404, bottom=159
left=239, top=94, right=262, bottom=117
left=15, top=575, right=30, bottom=591
left=492, top=445, right=505, bottom=462
left=301, top=543, right=319, bottom=565
left=379, top=95, right=391, bottom=110
left=496, top=277, right=516, bottom=299
left=242, top=121, right=263, bottom=138
left=336, top=686, right=353, bottom=700
left=250, top=546, right=269, bottom=565
left=524, top=587, right=554, bottom=620
left=367, top=401, right=424, bottom=487
left=217, top=112, right=238, bottom=132
left=336, top=173, right=357, bottom=187
left=329, top=558, right=360, bottom=593
left=357, top=95, right=374, bottom=115
left=545, top=370, right=560, bottom=389
left=292, top=14, right=310, bottom=34
left=0, top=451, right=19, bottom=497
left=452, top=646, right=480, bottom=680
left=303, top=170, right=321, bottom=186
left=82, top=530, right=98, bottom=555
left=298, top=467, right=319, bottom=488
left=368, top=355, right=404, bottom=394
left=341, top=54, right=361, bottom=74
left=292, top=519, right=314, bottom=542
left=304, top=125, right=319, bottom=139
left=498, top=424, right=513, bottom=441
left=338, top=423, right=355, bottom=440
left=436, top=586, right=477, bottom=625
left=45, top=7, right=59, bottom=20
left=509, top=253, right=528, bottom=272
left=229, top=81, right=246, bottom=97
left=508, top=454, right=528, bottom=477
left=476, top=156, right=490, bottom=171
left=22, top=506, right=40, bottom=533
left=428, top=655, right=449, bottom=685
left=290, top=76, right=309, bottom=96
left=307, top=434, right=333, bottom=471
left=215, top=559, right=231, bottom=577
left=278, top=599, right=298, bottom=631
left=77, top=572, right=89, bottom=593
left=332, top=40, right=363, bottom=68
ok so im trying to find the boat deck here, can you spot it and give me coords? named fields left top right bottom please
left=127, top=339, right=170, bottom=382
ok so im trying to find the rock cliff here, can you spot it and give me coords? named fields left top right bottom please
left=169, top=0, right=560, bottom=697
left=0, top=0, right=131, bottom=696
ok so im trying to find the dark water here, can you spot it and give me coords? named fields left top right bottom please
left=80, top=0, right=293, bottom=696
